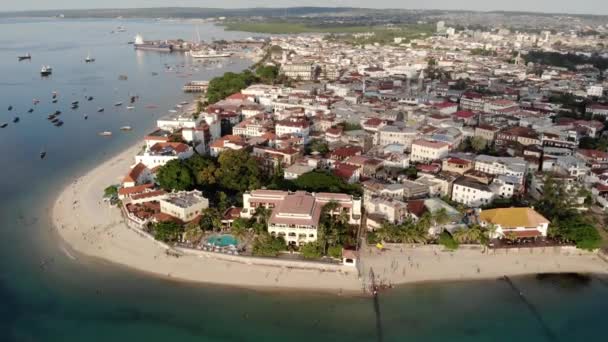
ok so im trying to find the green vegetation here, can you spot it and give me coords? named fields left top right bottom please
left=370, top=209, right=451, bottom=244
left=155, top=151, right=263, bottom=199
left=372, top=219, right=429, bottom=244
left=255, top=65, right=280, bottom=84
left=469, top=48, right=497, bottom=56
left=156, top=159, right=195, bottom=191
left=206, top=70, right=257, bottom=104
left=579, top=136, right=608, bottom=150
left=252, top=233, right=286, bottom=257
left=341, top=122, right=362, bottom=131
left=300, top=242, right=323, bottom=259
left=327, top=245, right=343, bottom=259
left=103, top=185, right=118, bottom=198
left=535, top=176, right=602, bottom=250
left=524, top=51, right=608, bottom=71
left=216, top=149, right=262, bottom=193
left=206, top=66, right=282, bottom=104
left=306, top=139, right=330, bottom=155
left=317, top=201, right=355, bottom=256
left=438, top=231, right=459, bottom=250
left=225, top=21, right=377, bottom=34
left=452, top=225, right=494, bottom=245
left=152, top=221, right=183, bottom=243
left=292, top=171, right=362, bottom=196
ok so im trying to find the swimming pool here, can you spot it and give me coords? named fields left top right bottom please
left=207, top=234, right=238, bottom=247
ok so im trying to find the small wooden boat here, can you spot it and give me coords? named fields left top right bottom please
left=8, top=105, right=13, bottom=111
left=114, top=102, right=123, bottom=106
left=13, top=117, right=19, bottom=123
left=97, top=108, right=104, bottom=112
left=120, top=126, right=132, bottom=131
left=84, top=115, right=88, bottom=120
left=54, top=121, right=64, bottom=127
left=71, top=101, right=79, bottom=105
left=33, top=99, right=40, bottom=105
left=40, top=150, right=46, bottom=159
left=52, top=99, right=58, bottom=103
left=18, top=53, right=31, bottom=61
left=54, top=110, right=61, bottom=115
left=87, top=96, right=94, bottom=101
left=0, top=123, right=7, bottom=128
left=28, top=108, right=34, bottom=113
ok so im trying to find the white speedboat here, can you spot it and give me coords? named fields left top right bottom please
left=40, top=65, right=53, bottom=76
left=98, top=131, right=112, bottom=136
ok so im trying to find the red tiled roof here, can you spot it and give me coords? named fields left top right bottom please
left=407, top=200, right=427, bottom=218
left=454, top=110, right=475, bottom=119
left=118, top=183, right=154, bottom=196
left=123, top=163, right=147, bottom=184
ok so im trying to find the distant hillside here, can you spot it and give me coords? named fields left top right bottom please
left=0, top=7, right=360, bottom=19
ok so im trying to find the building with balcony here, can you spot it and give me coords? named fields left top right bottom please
left=241, top=190, right=361, bottom=246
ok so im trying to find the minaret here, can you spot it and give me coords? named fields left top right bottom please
left=417, top=69, right=424, bottom=93
left=514, top=51, right=521, bottom=66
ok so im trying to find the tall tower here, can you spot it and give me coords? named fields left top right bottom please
left=514, top=51, right=522, bottom=66
left=417, top=69, right=424, bottom=93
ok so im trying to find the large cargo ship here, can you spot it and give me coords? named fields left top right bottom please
left=133, top=34, right=173, bottom=52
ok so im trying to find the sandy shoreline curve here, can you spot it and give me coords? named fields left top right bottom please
left=52, top=139, right=608, bottom=295
left=51, top=140, right=363, bottom=294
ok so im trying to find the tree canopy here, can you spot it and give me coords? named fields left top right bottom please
left=206, top=70, right=258, bottom=104
left=152, top=221, right=183, bottom=243
left=155, top=159, right=194, bottom=191
left=293, top=171, right=361, bottom=195
left=216, top=149, right=262, bottom=193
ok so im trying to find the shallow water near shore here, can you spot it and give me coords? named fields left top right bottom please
left=1, top=18, right=608, bottom=341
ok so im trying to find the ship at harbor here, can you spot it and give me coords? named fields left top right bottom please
left=133, top=34, right=173, bottom=52
left=188, top=49, right=232, bottom=59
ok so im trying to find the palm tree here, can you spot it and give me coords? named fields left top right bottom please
left=253, top=206, right=272, bottom=225
left=433, top=208, right=450, bottom=226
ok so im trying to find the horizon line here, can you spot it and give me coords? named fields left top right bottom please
left=0, top=6, right=607, bottom=18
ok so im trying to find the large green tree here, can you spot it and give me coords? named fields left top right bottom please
left=153, top=221, right=183, bottom=243
left=206, top=70, right=258, bottom=104
left=156, top=159, right=194, bottom=191
left=215, top=149, right=262, bottom=193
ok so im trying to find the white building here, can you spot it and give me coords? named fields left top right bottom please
left=474, top=155, right=527, bottom=185
left=156, top=115, right=200, bottom=132
left=410, top=139, right=450, bottom=162
left=587, top=85, right=604, bottom=97
left=451, top=179, right=495, bottom=207
left=241, top=190, right=361, bottom=246
left=134, top=142, right=193, bottom=169
left=275, top=117, right=310, bottom=141
left=378, top=126, right=419, bottom=150
left=479, top=207, right=550, bottom=239
left=284, top=164, right=315, bottom=180
left=160, top=190, right=209, bottom=222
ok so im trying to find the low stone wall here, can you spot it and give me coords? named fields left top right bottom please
left=377, top=243, right=595, bottom=256
left=175, top=247, right=356, bottom=274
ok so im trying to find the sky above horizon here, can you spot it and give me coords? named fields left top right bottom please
left=2, top=0, right=607, bottom=15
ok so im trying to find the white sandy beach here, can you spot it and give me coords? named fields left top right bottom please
left=52, top=141, right=608, bottom=295
left=52, top=141, right=362, bottom=293
left=360, top=243, right=608, bottom=287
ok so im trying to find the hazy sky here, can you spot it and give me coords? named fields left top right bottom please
left=3, top=0, right=607, bottom=15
